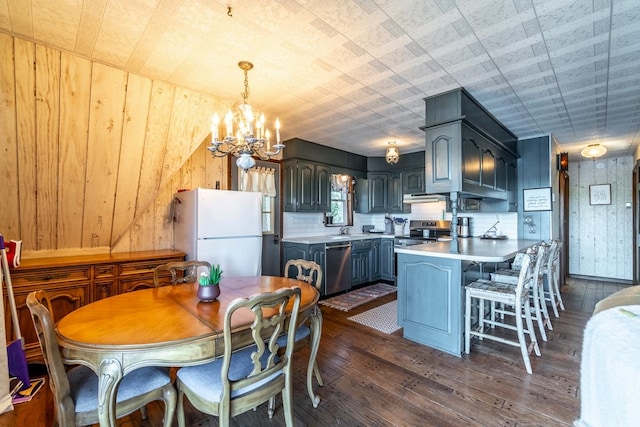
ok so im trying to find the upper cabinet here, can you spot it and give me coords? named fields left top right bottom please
left=283, top=159, right=331, bottom=212
left=422, top=88, right=518, bottom=211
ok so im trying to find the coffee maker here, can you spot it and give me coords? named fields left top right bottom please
left=457, top=217, right=471, bottom=237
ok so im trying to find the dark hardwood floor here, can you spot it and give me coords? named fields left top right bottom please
left=1, top=277, right=630, bottom=427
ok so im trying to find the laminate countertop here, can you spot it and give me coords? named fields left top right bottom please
left=394, top=238, right=540, bottom=263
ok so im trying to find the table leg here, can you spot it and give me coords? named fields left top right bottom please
left=97, top=358, right=124, bottom=427
left=307, top=306, right=323, bottom=408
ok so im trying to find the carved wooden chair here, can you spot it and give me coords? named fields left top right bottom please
left=280, top=259, right=324, bottom=407
left=465, top=254, right=541, bottom=374
left=153, top=260, right=211, bottom=287
left=26, top=290, right=176, bottom=426
left=175, top=286, right=302, bottom=427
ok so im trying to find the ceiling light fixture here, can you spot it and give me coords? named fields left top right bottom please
left=580, top=143, right=606, bottom=160
left=385, top=141, right=399, bottom=164
left=208, top=61, right=284, bottom=170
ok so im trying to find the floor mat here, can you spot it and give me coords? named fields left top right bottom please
left=347, top=300, right=401, bottom=334
left=319, top=283, right=396, bottom=311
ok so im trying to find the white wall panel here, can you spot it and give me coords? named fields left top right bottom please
left=569, top=156, right=633, bottom=280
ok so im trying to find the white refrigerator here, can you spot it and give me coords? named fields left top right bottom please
left=173, top=188, right=263, bottom=277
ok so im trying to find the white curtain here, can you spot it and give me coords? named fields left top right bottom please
left=238, top=167, right=276, bottom=197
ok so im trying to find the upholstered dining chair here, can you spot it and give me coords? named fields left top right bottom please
left=175, top=286, right=302, bottom=427
left=465, top=253, right=541, bottom=374
left=153, top=260, right=211, bottom=287
left=280, top=259, right=323, bottom=407
left=26, top=290, right=177, bottom=427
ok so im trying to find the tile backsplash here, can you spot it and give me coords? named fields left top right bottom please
left=283, top=201, right=518, bottom=239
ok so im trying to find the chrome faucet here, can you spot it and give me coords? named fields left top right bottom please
left=339, top=226, right=350, bottom=235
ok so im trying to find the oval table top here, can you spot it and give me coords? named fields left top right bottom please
left=56, top=275, right=319, bottom=350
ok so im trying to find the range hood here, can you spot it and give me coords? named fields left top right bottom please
left=403, top=193, right=448, bottom=204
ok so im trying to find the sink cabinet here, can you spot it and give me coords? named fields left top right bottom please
left=283, top=159, right=331, bottom=212
left=283, top=237, right=394, bottom=293
left=351, top=240, right=372, bottom=285
left=282, top=242, right=326, bottom=293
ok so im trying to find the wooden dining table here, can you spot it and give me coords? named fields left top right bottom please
left=55, top=276, right=320, bottom=427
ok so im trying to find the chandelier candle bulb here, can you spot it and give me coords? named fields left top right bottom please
left=276, top=118, right=281, bottom=143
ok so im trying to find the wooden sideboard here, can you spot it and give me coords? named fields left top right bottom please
left=3, top=250, right=185, bottom=362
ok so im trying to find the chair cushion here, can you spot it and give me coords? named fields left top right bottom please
left=275, top=324, right=311, bottom=347
left=69, top=365, right=172, bottom=413
left=176, top=346, right=282, bottom=404
left=466, top=279, right=517, bottom=297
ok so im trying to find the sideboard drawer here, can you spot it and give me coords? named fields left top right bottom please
left=10, top=267, right=91, bottom=286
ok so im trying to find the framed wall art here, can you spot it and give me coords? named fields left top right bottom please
left=589, top=184, right=611, bottom=205
left=523, top=187, right=552, bottom=211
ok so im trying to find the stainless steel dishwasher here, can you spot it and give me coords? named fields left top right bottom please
left=324, top=242, right=352, bottom=295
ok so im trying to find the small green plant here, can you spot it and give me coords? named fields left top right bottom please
left=208, top=264, right=223, bottom=285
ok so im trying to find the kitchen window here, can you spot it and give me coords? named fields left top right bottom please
left=327, top=174, right=353, bottom=226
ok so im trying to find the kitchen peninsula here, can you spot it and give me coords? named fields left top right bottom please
left=395, top=238, right=539, bottom=356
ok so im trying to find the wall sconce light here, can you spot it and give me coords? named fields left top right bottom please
left=580, top=144, right=606, bottom=160
left=385, top=141, right=399, bottom=164
left=557, top=152, right=568, bottom=171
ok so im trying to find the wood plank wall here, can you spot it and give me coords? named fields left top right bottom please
left=0, top=34, right=231, bottom=256
left=568, top=156, right=633, bottom=280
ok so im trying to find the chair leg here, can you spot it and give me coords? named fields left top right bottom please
left=268, top=396, right=275, bottom=419
left=282, top=383, right=295, bottom=427
left=537, top=281, right=553, bottom=331
left=554, top=270, right=565, bottom=310
left=176, top=386, right=186, bottom=427
left=530, top=283, right=547, bottom=341
left=161, top=382, right=177, bottom=427
left=307, top=309, right=323, bottom=408
left=464, top=290, right=472, bottom=354
left=514, top=300, right=533, bottom=374
left=523, top=298, right=541, bottom=357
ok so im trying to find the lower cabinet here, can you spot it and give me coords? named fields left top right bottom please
left=370, top=239, right=381, bottom=281
left=5, top=250, right=184, bottom=362
left=380, top=238, right=395, bottom=280
left=351, top=240, right=371, bottom=286
left=283, top=238, right=395, bottom=294
left=282, top=242, right=326, bottom=294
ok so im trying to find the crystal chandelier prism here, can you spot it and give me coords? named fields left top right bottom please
left=208, top=61, right=285, bottom=170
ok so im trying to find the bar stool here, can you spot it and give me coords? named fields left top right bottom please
left=545, top=239, right=565, bottom=314
left=465, top=253, right=541, bottom=374
left=491, top=245, right=552, bottom=341
left=542, top=240, right=564, bottom=317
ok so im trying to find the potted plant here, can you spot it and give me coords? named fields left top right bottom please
left=197, top=264, right=222, bottom=302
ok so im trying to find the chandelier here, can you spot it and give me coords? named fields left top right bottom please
left=208, top=61, right=284, bottom=170
left=385, top=141, right=399, bottom=164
